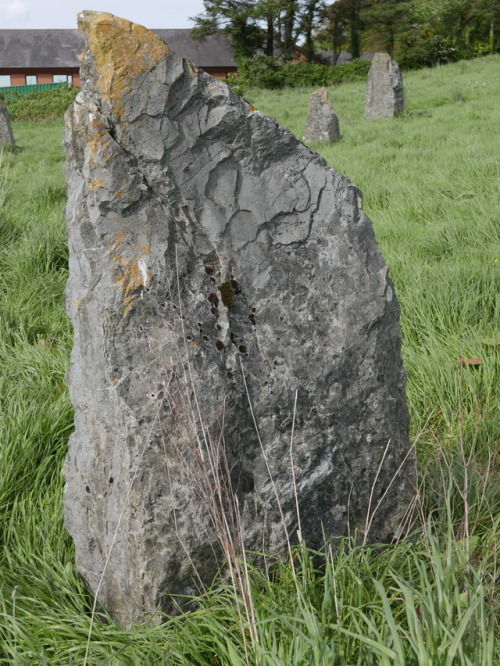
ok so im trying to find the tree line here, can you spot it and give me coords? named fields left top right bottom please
left=191, top=0, right=499, bottom=69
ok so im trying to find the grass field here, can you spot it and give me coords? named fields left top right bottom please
left=0, top=55, right=498, bottom=664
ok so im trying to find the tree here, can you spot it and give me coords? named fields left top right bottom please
left=299, top=0, right=323, bottom=60
left=192, top=0, right=327, bottom=62
left=468, top=0, right=500, bottom=51
left=413, top=0, right=471, bottom=46
left=317, top=0, right=350, bottom=64
left=360, top=0, right=415, bottom=56
left=190, top=0, right=264, bottom=59
left=342, top=0, right=367, bottom=59
left=277, top=0, right=301, bottom=60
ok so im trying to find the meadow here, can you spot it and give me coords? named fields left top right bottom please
left=0, top=55, right=498, bottom=664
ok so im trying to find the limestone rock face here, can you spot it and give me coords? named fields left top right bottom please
left=365, top=53, right=404, bottom=119
left=63, top=12, right=415, bottom=624
left=303, top=88, right=340, bottom=142
left=0, top=102, right=15, bottom=146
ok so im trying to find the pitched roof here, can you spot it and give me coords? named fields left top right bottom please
left=0, top=29, right=236, bottom=70
left=157, top=30, right=236, bottom=68
left=314, top=50, right=374, bottom=66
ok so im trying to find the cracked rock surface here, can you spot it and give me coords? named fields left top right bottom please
left=63, top=12, right=415, bottom=625
left=365, top=52, right=405, bottom=119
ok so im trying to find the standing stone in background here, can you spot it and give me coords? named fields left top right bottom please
left=365, top=53, right=404, bottom=119
left=303, top=87, right=341, bottom=142
left=64, top=12, right=415, bottom=625
left=0, top=101, right=15, bottom=147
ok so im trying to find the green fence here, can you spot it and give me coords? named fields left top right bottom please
left=0, top=82, right=69, bottom=99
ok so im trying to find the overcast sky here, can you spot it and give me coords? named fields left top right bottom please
left=0, top=1, right=207, bottom=29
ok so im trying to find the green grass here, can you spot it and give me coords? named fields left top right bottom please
left=0, top=57, right=498, bottom=663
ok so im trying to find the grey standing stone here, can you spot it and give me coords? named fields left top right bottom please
left=63, top=12, right=415, bottom=625
left=303, top=87, right=341, bottom=143
left=365, top=53, right=404, bottom=119
left=0, top=101, right=15, bottom=147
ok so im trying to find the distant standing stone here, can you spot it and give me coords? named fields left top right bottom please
left=365, top=53, right=404, bottom=119
left=303, top=87, right=341, bottom=142
left=0, top=101, right=15, bottom=146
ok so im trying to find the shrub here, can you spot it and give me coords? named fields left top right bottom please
left=227, top=58, right=371, bottom=94
left=4, top=87, right=79, bottom=121
left=398, top=36, right=473, bottom=69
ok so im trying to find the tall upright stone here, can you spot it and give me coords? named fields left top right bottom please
left=0, top=101, right=15, bottom=147
left=63, top=12, right=415, bottom=625
left=303, top=87, right=341, bottom=143
left=365, top=52, right=404, bottom=119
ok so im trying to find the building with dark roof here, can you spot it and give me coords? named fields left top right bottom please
left=0, top=29, right=237, bottom=88
left=314, top=50, right=374, bottom=66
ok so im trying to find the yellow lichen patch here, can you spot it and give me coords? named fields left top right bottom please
left=86, top=117, right=113, bottom=166
left=110, top=231, right=127, bottom=247
left=104, top=228, right=155, bottom=314
left=111, top=249, right=153, bottom=316
left=78, top=12, right=170, bottom=119
left=76, top=300, right=82, bottom=308
left=112, top=254, right=145, bottom=297
left=88, top=177, right=105, bottom=191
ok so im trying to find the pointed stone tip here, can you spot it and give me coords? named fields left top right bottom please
left=77, top=10, right=110, bottom=30
left=77, top=11, right=170, bottom=115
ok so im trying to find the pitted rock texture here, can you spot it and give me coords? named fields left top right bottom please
left=63, top=12, right=415, bottom=625
left=303, top=87, right=340, bottom=143
left=365, top=52, right=404, bottom=119
left=0, top=101, right=14, bottom=146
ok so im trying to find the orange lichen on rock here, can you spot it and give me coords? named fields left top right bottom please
left=88, top=177, right=105, bottom=191
left=78, top=11, right=170, bottom=118
left=85, top=115, right=113, bottom=166
left=106, top=233, right=153, bottom=314
left=112, top=253, right=151, bottom=315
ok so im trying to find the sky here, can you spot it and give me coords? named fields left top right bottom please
left=0, top=0, right=207, bottom=29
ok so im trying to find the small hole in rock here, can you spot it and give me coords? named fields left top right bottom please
left=216, top=340, right=225, bottom=351
left=239, top=345, right=247, bottom=353
left=109, top=477, right=114, bottom=484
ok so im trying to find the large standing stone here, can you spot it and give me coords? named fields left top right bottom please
left=63, top=12, right=415, bottom=625
left=303, top=87, right=340, bottom=142
left=365, top=53, right=404, bottom=119
left=0, top=101, right=15, bottom=147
